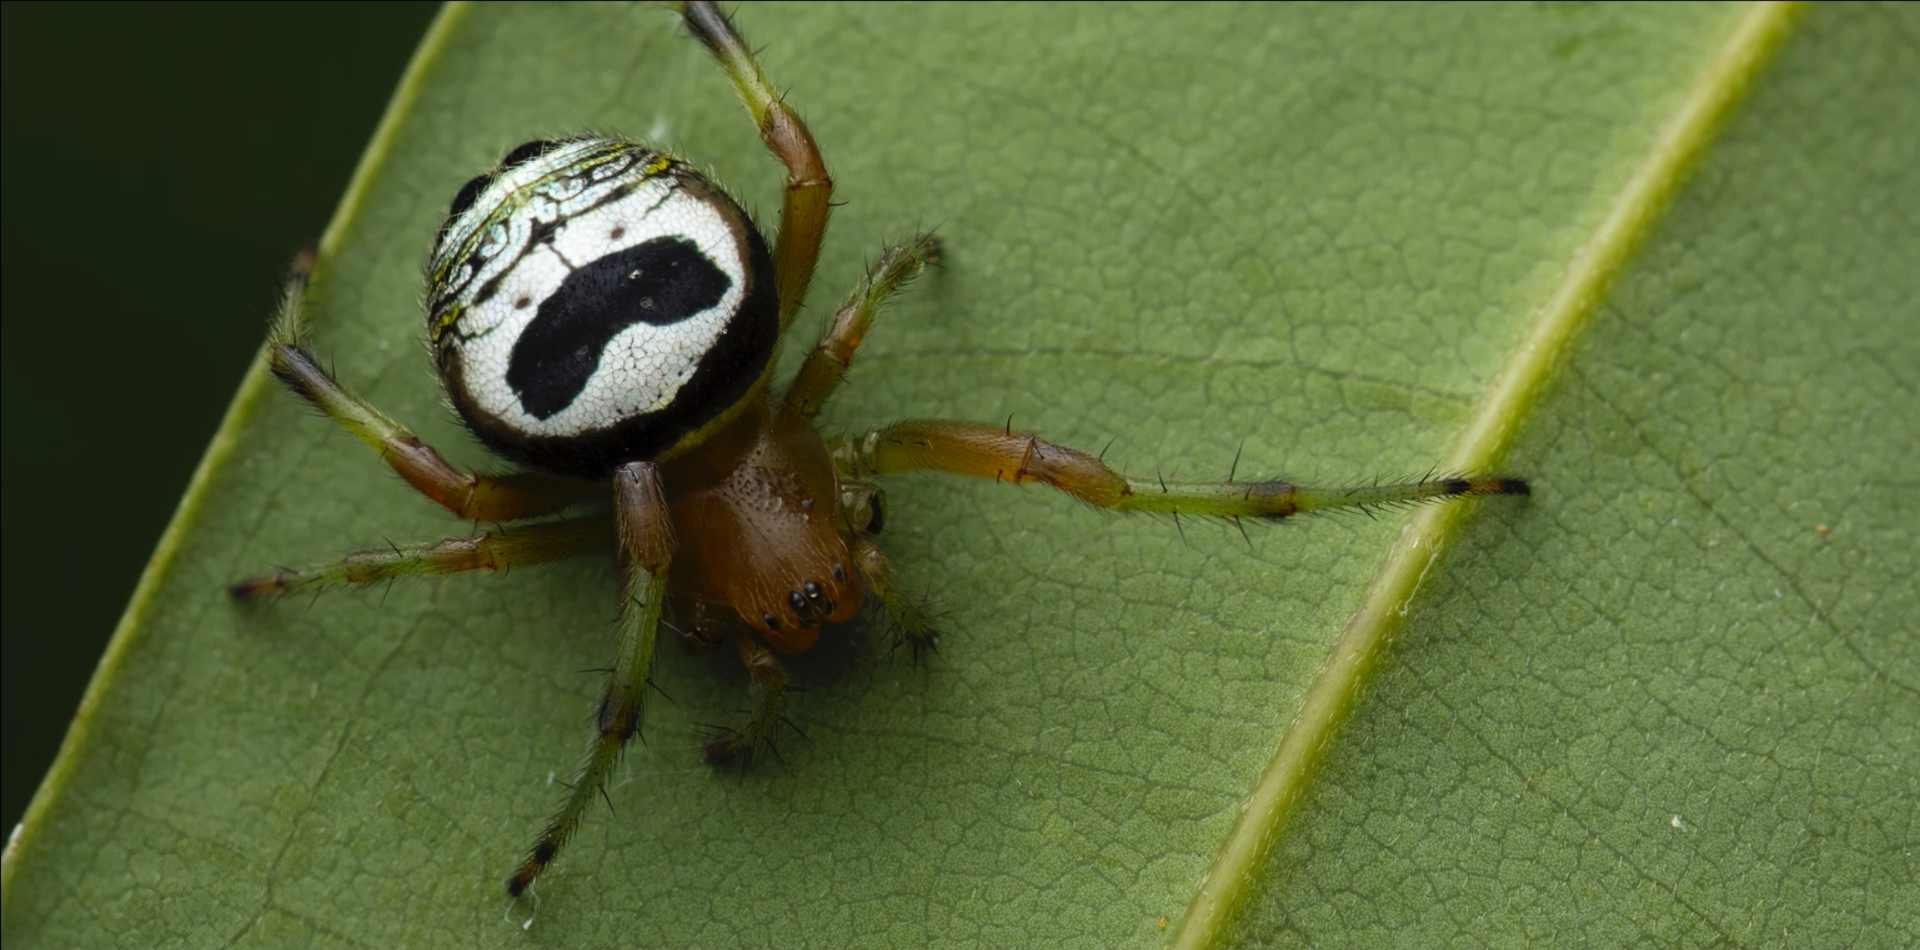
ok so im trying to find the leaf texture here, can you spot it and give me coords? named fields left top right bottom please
left=3, top=3, right=1912, bottom=947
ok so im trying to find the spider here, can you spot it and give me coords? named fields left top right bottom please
left=230, top=1, right=1529, bottom=899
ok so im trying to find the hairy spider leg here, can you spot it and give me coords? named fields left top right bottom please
left=833, top=421, right=1531, bottom=518
left=787, top=235, right=942, bottom=418
left=701, top=636, right=792, bottom=765
left=508, top=462, right=672, bottom=897
left=678, top=0, right=832, bottom=329
left=268, top=253, right=595, bottom=522
left=784, top=238, right=946, bottom=657
left=850, top=537, right=939, bottom=661
left=229, top=516, right=615, bottom=599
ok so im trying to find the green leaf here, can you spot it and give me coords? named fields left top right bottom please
left=3, top=3, right=1912, bottom=947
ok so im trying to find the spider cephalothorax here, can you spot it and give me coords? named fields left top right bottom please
left=232, top=1, right=1528, bottom=899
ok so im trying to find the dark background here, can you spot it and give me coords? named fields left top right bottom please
left=1, top=2, right=440, bottom=835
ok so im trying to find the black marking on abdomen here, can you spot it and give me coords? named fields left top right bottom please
left=448, top=173, right=494, bottom=219
left=500, top=138, right=564, bottom=170
left=507, top=237, right=731, bottom=420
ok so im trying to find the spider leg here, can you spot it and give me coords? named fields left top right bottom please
left=850, top=537, right=938, bottom=662
left=678, top=0, right=832, bottom=328
left=507, top=462, right=672, bottom=898
left=786, top=235, right=941, bottom=418
left=268, top=252, right=594, bottom=522
left=229, top=516, right=615, bottom=599
left=700, top=636, right=791, bottom=766
left=833, top=421, right=1530, bottom=518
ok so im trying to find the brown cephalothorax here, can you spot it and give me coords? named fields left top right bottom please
left=231, top=1, right=1529, bottom=900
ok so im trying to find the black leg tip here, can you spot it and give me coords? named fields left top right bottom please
left=228, top=578, right=275, bottom=600
left=702, top=737, right=742, bottom=767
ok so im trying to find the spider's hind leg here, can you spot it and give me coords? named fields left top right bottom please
left=679, top=0, right=833, bottom=328
left=702, top=636, right=792, bottom=766
left=265, top=251, right=593, bottom=522
left=229, top=516, right=615, bottom=599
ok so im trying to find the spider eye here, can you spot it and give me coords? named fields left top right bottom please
left=425, top=140, right=778, bottom=478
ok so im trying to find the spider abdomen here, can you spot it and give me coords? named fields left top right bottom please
left=427, top=138, right=778, bottom=477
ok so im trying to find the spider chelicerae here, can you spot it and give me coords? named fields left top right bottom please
left=231, top=1, right=1529, bottom=898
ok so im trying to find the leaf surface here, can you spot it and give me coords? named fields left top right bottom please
left=3, top=3, right=1912, bottom=947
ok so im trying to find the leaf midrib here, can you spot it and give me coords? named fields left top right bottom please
left=1170, top=3, right=1806, bottom=946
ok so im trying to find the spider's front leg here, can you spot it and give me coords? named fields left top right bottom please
left=268, top=253, right=593, bottom=522
left=833, top=421, right=1530, bottom=518
left=787, top=235, right=941, bottom=418
left=784, top=238, right=943, bottom=654
left=506, top=462, right=672, bottom=898
left=678, top=0, right=831, bottom=326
